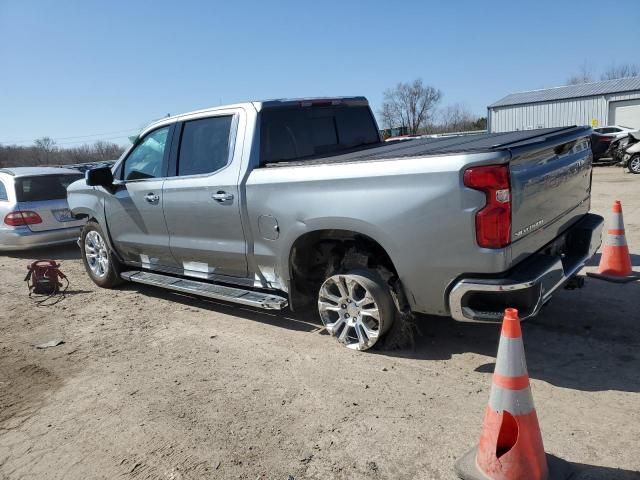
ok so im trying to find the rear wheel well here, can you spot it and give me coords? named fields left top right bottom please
left=288, top=230, right=401, bottom=310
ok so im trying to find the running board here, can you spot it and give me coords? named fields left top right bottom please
left=120, top=271, right=288, bottom=310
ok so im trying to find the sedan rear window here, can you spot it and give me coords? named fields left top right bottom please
left=15, top=174, right=83, bottom=202
left=0, top=181, right=8, bottom=201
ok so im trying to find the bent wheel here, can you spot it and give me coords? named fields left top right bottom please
left=318, top=270, right=394, bottom=351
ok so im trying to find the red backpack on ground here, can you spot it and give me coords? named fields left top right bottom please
left=24, top=260, right=68, bottom=298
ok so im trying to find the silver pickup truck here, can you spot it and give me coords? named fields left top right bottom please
left=68, top=97, right=604, bottom=351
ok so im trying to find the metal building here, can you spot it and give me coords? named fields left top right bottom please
left=488, top=77, right=640, bottom=133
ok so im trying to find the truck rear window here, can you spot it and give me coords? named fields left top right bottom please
left=15, top=174, right=83, bottom=202
left=260, top=105, right=380, bottom=164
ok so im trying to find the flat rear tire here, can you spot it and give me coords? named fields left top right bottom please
left=317, top=269, right=395, bottom=351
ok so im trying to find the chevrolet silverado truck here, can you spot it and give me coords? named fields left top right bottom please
left=67, top=97, right=604, bottom=351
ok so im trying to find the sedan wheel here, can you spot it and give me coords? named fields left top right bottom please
left=84, top=230, right=110, bottom=278
left=318, top=271, right=394, bottom=351
left=629, top=156, right=640, bottom=174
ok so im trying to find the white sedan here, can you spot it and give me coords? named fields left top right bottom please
left=593, top=125, right=638, bottom=139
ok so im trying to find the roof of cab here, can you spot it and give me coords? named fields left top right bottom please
left=144, top=96, right=369, bottom=131
left=0, top=166, right=83, bottom=178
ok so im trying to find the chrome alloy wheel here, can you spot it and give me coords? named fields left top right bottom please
left=84, top=230, right=109, bottom=278
left=630, top=156, right=640, bottom=174
left=318, top=274, right=383, bottom=351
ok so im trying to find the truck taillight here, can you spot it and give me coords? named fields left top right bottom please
left=4, top=211, right=43, bottom=226
left=463, top=165, right=511, bottom=249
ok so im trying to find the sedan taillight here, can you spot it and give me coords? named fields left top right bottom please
left=463, top=165, right=511, bottom=249
left=4, top=211, right=43, bottom=226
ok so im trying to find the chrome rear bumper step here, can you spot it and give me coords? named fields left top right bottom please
left=448, top=213, right=604, bottom=323
left=120, top=270, right=288, bottom=310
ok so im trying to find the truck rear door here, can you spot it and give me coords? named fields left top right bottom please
left=161, top=109, right=248, bottom=279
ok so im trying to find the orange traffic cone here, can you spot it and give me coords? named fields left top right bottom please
left=455, top=308, right=572, bottom=480
left=587, top=200, right=636, bottom=283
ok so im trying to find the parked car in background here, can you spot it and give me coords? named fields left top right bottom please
left=68, top=98, right=602, bottom=351
left=60, top=160, right=117, bottom=173
left=0, top=167, right=85, bottom=250
left=384, top=135, right=422, bottom=142
left=593, top=125, right=638, bottom=140
left=591, top=132, right=615, bottom=161
left=607, top=133, right=634, bottom=164
left=620, top=131, right=640, bottom=174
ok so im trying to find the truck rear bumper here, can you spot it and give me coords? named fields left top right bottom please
left=448, top=213, right=604, bottom=322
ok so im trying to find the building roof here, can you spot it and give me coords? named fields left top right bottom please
left=0, top=167, right=82, bottom=177
left=489, top=77, right=640, bottom=108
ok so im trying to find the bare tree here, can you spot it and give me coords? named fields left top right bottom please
left=567, top=62, right=594, bottom=85
left=378, top=103, right=397, bottom=132
left=91, top=140, right=125, bottom=160
left=439, top=103, right=475, bottom=131
left=379, top=79, right=442, bottom=135
left=33, top=136, right=57, bottom=164
left=0, top=140, right=125, bottom=168
left=601, top=63, right=640, bottom=81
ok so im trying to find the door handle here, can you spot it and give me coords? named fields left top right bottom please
left=145, top=193, right=160, bottom=204
left=212, top=191, right=234, bottom=202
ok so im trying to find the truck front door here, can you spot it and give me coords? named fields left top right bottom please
left=162, top=110, right=248, bottom=279
left=106, top=125, right=179, bottom=270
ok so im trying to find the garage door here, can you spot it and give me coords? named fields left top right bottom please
left=609, top=99, right=640, bottom=129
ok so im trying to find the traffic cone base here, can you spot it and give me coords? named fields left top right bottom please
left=587, top=200, right=636, bottom=283
left=587, top=270, right=638, bottom=283
left=455, top=448, right=573, bottom=480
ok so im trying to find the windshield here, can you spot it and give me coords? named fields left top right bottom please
left=15, top=174, right=83, bottom=202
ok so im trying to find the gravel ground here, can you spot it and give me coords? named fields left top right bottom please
left=1, top=166, right=639, bottom=480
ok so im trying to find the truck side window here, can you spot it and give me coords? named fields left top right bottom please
left=0, top=181, right=8, bottom=201
left=177, top=116, right=233, bottom=176
left=122, top=126, right=170, bottom=181
left=260, top=105, right=380, bottom=165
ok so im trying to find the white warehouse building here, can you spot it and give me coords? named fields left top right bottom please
left=487, top=77, right=640, bottom=133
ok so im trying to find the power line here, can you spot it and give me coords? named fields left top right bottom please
left=0, top=128, right=141, bottom=145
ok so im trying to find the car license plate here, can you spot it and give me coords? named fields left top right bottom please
left=52, top=208, right=74, bottom=222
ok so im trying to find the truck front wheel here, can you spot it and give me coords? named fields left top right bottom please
left=317, top=269, right=395, bottom=351
left=80, top=221, right=123, bottom=288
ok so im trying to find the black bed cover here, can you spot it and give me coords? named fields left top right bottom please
left=265, top=126, right=592, bottom=168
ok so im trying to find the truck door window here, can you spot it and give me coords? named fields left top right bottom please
left=177, top=116, right=233, bottom=176
left=122, top=126, right=170, bottom=181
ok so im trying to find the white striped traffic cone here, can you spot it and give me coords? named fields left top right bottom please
left=587, top=200, right=636, bottom=283
left=455, top=308, right=572, bottom=480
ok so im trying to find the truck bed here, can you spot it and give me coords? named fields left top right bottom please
left=264, top=126, right=591, bottom=167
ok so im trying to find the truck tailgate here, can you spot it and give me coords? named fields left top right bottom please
left=509, top=130, right=593, bottom=264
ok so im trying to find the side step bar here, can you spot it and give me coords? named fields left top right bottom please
left=121, top=271, right=288, bottom=310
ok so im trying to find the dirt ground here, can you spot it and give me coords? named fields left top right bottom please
left=1, top=166, right=639, bottom=480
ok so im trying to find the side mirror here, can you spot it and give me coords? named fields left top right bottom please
left=86, top=166, right=114, bottom=189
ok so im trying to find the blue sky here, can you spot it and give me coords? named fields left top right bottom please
left=1, top=0, right=639, bottom=146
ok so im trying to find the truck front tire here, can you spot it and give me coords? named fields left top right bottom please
left=80, top=221, right=123, bottom=288
left=317, top=269, right=395, bottom=351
